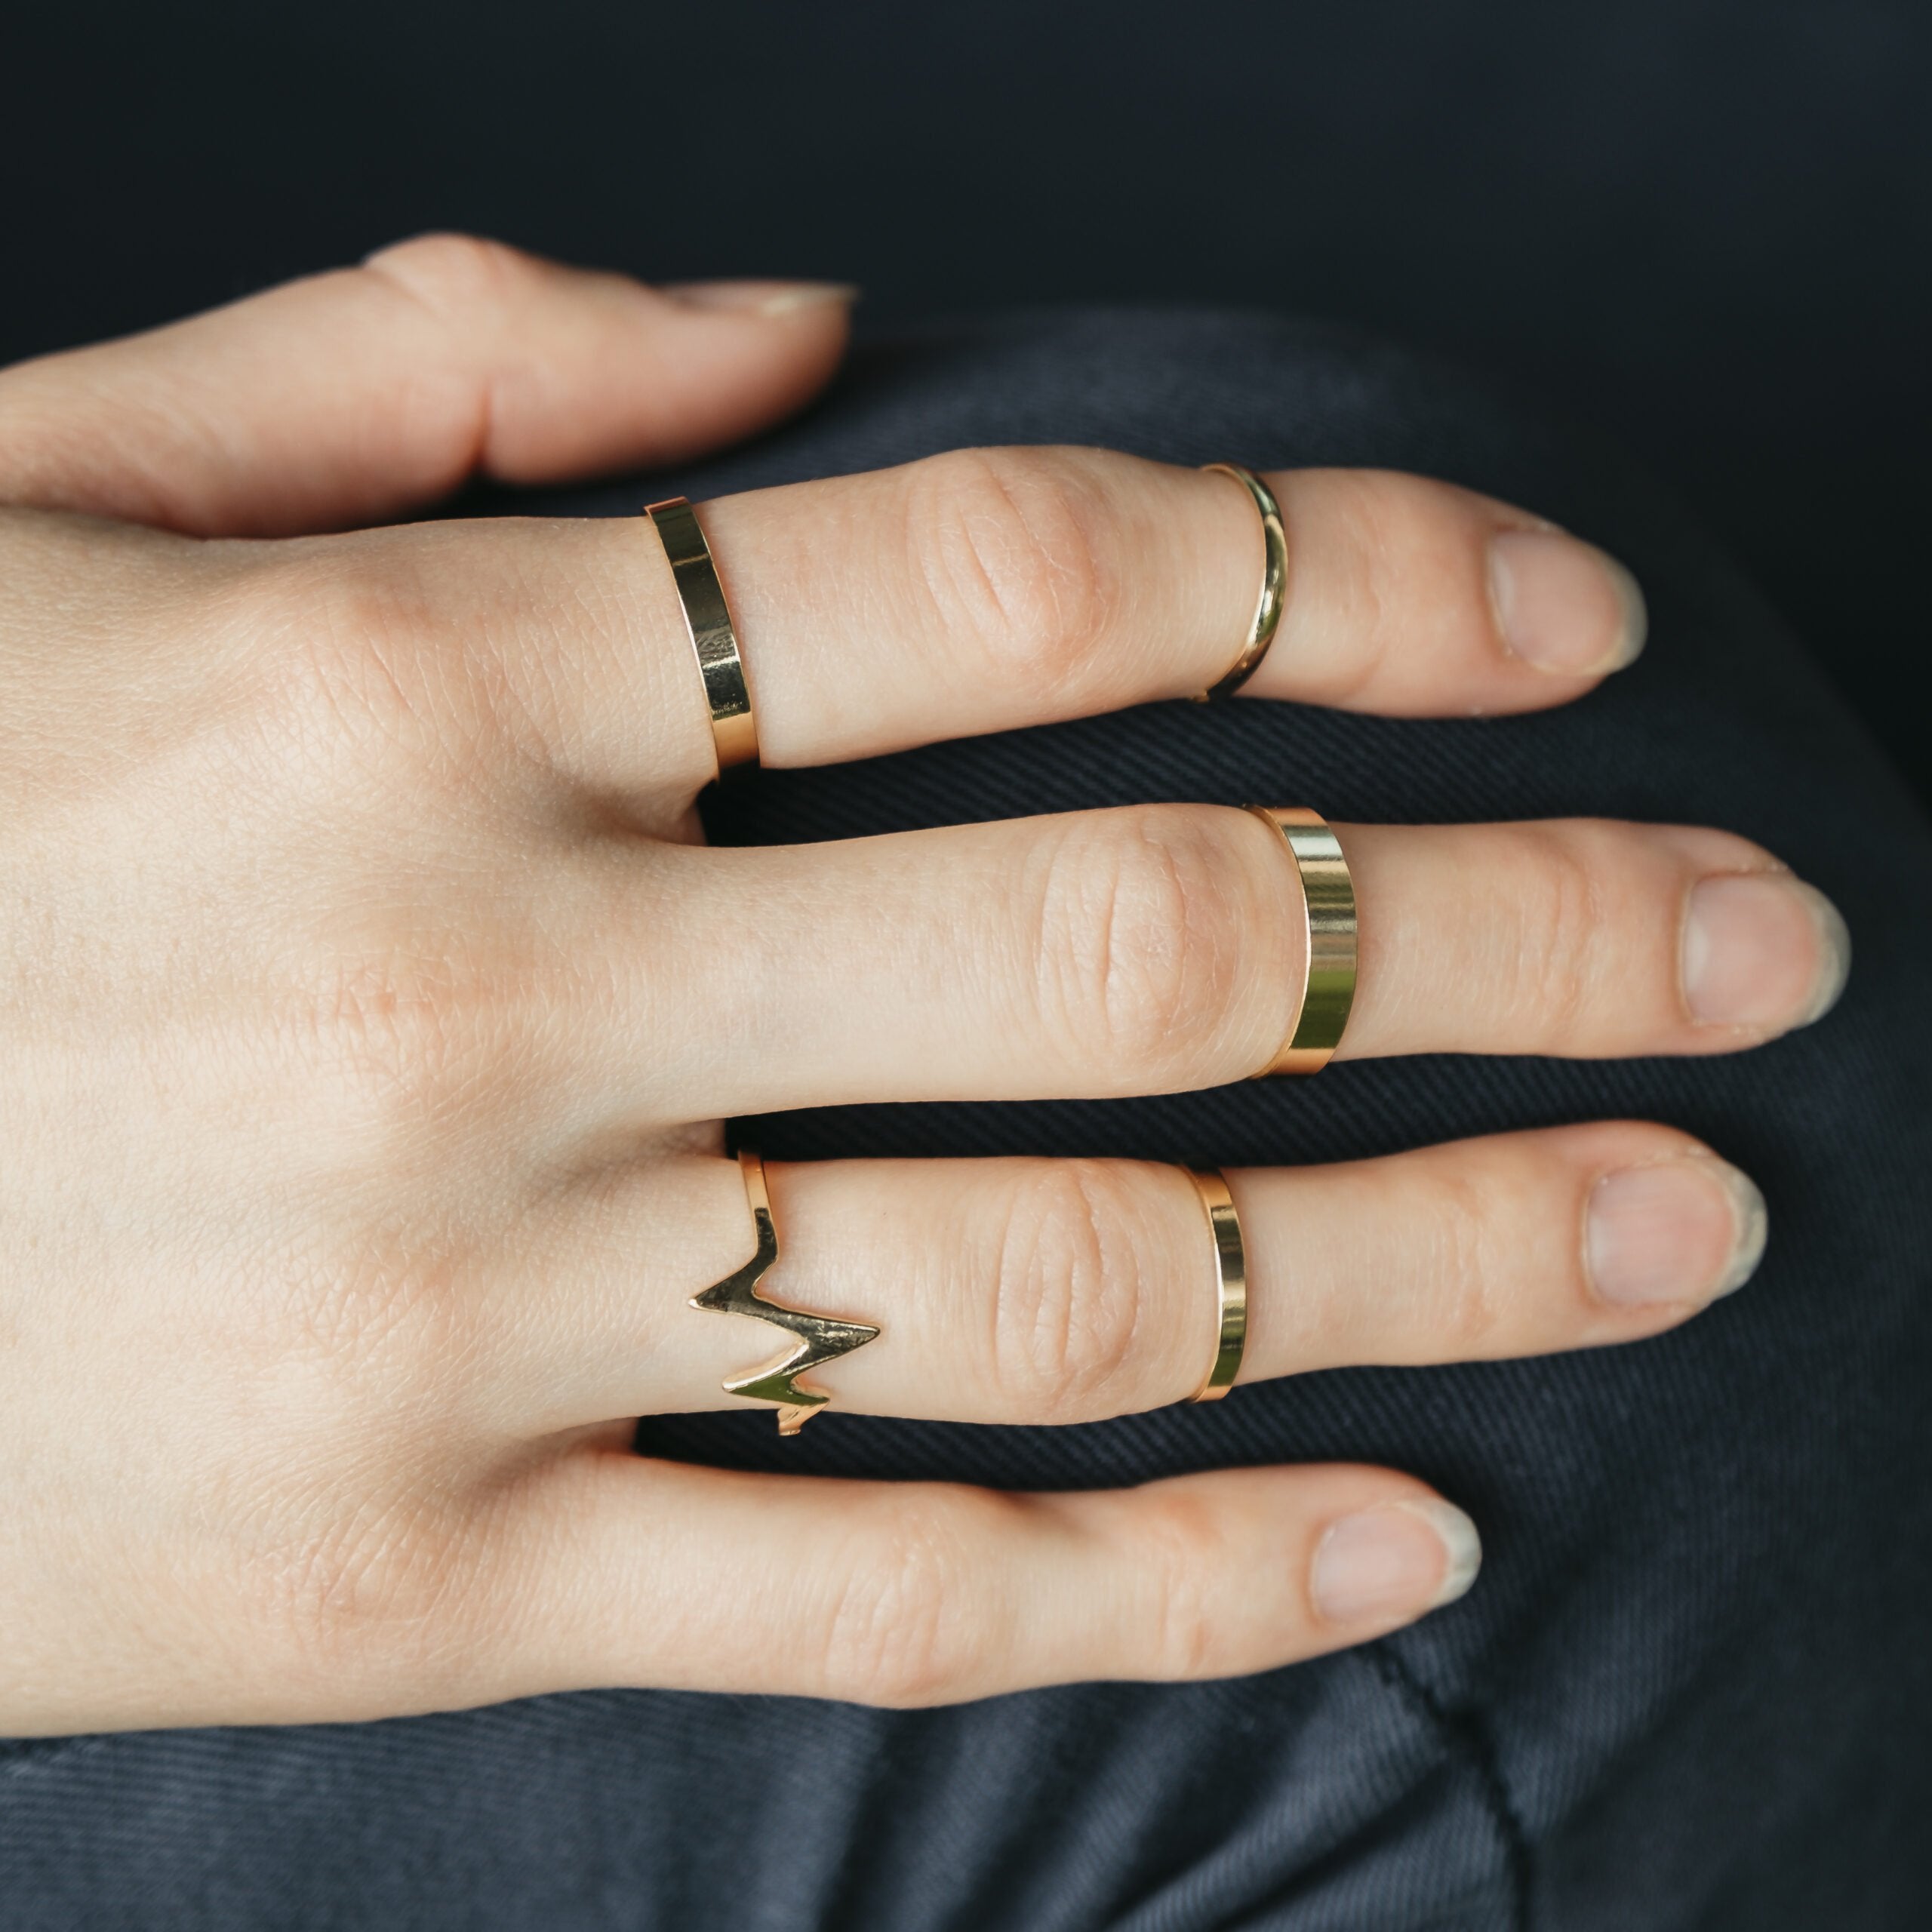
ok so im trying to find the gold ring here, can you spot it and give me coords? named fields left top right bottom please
left=1183, top=1166, right=1247, bottom=1401
left=646, top=496, right=760, bottom=777
left=1193, top=463, right=1287, bottom=702
left=1247, top=807, right=1358, bottom=1075
left=689, top=1150, right=879, bottom=1434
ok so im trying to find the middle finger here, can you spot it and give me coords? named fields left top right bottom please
left=585, top=806, right=1849, bottom=1119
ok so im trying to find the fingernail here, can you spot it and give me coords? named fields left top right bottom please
left=1586, top=1156, right=1767, bottom=1307
left=1310, top=1499, right=1482, bottom=1626
left=663, top=279, right=860, bottom=318
left=1682, top=875, right=1852, bottom=1029
left=1489, top=530, right=1647, bottom=675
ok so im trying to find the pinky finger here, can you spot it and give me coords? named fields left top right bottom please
left=488, top=1451, right=1481, bottom=1709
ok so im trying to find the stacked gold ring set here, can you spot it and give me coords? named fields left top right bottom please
left=647, top=466, right=1355, bottom=1431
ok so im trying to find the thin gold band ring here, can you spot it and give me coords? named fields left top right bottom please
left=1184, top=1166, right=1248, bottom=1401
left=646, top=496, right=760, bottom=778
left=1193, top=463, right=1288, bottom=702
left=1247, top=807, right=1358, bottom=1076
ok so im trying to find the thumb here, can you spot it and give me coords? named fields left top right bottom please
left=0, top=233, right=855, bottom=537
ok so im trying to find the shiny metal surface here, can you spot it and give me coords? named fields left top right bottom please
left=1183, top=1165, right=1248, bottom=1401
left=1247, top=806, right=1358, bottom=1076
left=689, top=1150, right=879, bottom=1433
left=645, top=495, right=761, bottom=777
left=1193, top=463, right=1288, bottom=702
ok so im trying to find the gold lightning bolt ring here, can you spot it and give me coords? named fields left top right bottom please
left=690, top=1150, right=880, bottom=1435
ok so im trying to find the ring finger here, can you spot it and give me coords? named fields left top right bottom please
left=503, top=1124, right=1763, bottom=1432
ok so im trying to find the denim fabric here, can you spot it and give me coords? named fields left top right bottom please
left=5, top=310, right=1930, bottom=1929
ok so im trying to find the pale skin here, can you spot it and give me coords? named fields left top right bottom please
left=0, top=235, right=1850, bottom=1735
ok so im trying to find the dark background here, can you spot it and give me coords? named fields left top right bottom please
left=5, top=0, right=1927, bottom=800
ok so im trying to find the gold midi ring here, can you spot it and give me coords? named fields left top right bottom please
left=689, top=1150, right=879, bottom=1434
left=645, top=495, right=761, bottom=777
left=1184, top=1166, right=1248, bottom=1401
left=1193, top=462, right=1288, bottom=702
left=1247, top=807, right=1358, bottom=1075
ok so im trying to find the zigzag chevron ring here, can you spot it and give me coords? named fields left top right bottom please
left=690, top=1149, right=880, bottom=1434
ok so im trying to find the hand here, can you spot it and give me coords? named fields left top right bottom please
left=0, top=237, right=1845, bottom=1733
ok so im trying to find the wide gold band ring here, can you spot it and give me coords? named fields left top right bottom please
left=689, top=1150, right=879, bottom=1434
left=1193, top=462, right=1288, bottom=702
left=1247, top=807, right=1358, bottom=1075
left=646, top=496, right=760, bottom=778
left=1184, top=1166, right=1248, bottom=1401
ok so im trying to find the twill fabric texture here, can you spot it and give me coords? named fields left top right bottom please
left=4, top=310, right=1930, bottom=1931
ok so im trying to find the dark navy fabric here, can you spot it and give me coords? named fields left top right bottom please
left=5, top=311, right=1930, bottom=1928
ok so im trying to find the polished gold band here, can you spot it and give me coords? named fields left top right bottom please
left=1184, top=1166, right=1248, bottom=1401
left=688, top=1150, right=879, bottom=1434
left=1194, top=463, right=1288, bottom=702
left=646, top=496, right=760, bottom=777
left=1247, top=807, right=1358, bottom=1076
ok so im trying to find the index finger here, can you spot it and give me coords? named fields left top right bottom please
left=378, top=446, right=1645, bottom=797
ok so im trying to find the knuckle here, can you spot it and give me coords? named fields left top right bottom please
left=1137, top=1488, right=1235, bottom=1679
left=818, top=1497, right=989, bottom=1707
left=208, top=581, right=558, bottom=1159
left=358, top=235, right=519, bottom=483
left=296, top=939, right=538, bottom=1158
left=1312, top=470, right=1503, bottom=706
left=1503, top=825, right=1614, bottom=1048
left=229, top=549, right=457, bottom=779
left=238, top=1490, right=475, bottom=1681
left=899, top=447, right=1119, bottom=693
left=1419, top=1166, right=1509, bottom=1353
left=989, top=1160, right=1153, bottom=1420
left=268, top=1228, right=476, bottom=1398
left=1033, top=807, right=1249, bottom=1081
left=229, top=537, right=544, bottom=788
left=361, top=231, right=526, bottom=316
left=1321, top=473, right=1402, bottom=703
